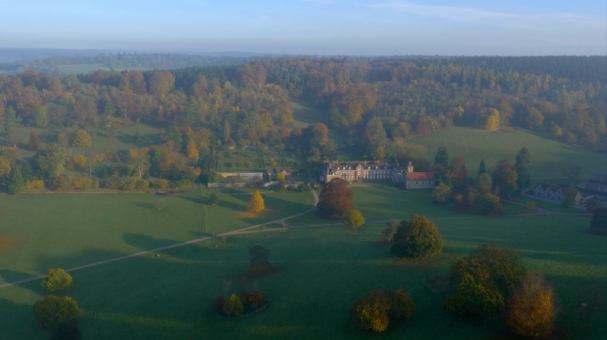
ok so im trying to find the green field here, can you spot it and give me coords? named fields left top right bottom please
left=290, top=100, right=348, bottom=147
left=217, top=147, right=304, bottom=173
left=56, top=64, right=151, bottom=75
left=0, top=189, right=603, bottom=339
left=411, top=126, right=606, bottom=179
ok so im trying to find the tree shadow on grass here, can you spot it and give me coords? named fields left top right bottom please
left=133, top=202, right=157, bottom=210
left=123, top=233, right=181, bottom=252
left=0, top=269, right=41, bottom=287
left=0, top=298, right=42, bottom=339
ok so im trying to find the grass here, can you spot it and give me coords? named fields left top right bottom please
left=0, top=212, right=603, bottom=339
left=217, top=148, right=305, bottom=173
left=0, top=188, right=314, bottom=285
left=11, top=124, right=162, bottom=160
left=56, top=64, right=151, bottom=75
left=290, top=100, right=348, bottom=146
left=508, top=195, right=582, bottom=213
left=411, top=126, right=607, bottom=179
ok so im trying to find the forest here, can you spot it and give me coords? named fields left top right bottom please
left=0, top=56, right=605, bottom=191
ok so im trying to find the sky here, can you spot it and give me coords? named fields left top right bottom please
left=0, top=0, right=605, bottom=56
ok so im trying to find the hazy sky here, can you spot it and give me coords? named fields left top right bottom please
left=1, top=0, right=605, bottom=55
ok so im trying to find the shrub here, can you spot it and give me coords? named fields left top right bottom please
left=432, top=182, right=452, bottom=204
left=443, top=273, right=505, bottom=318
left=349, top=289, right=415, bottom=332
left=41, top=269, right=73, bottom=293
left=505, top=273, right=556, bottom=338
left=157, top=179, right=169, bottom=189
left=50, top=320, right=82, bottom=340
left=25, top=179, right=45, bottom=190
left=343, top=210, right=365, bottom=229
left=391, top=215, right=443, bottom=259
left=135, top=179, right=149, bottom=190
left=177, top=179, right=192, bottom=189
left=33, top=295, right=79, bottom=329
left=249, top=244, right=270, bottom=272
left=240, top=290, right=265, bottom=307
left=222, top=294, right=244, bottom=317
left=349, top=291, right=391, bottom=332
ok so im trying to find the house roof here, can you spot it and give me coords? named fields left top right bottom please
left=407, top=172, right=435, bottom=181
left=534, top=183, right=563, bottom=192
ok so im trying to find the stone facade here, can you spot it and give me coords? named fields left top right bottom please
left=320, top=160, right=435, bottom=189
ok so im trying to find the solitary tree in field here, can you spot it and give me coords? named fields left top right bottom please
left=28, top=131, right=41, bottom=151
left=343, top=210, right=365, bottom=229
left=318, top=178, right=353, bottom=218
left=71, top=130, right=92, bottom=148
left=505, top=273, right=556, bottom=338
left=41, top=269, right=73, bottom=293
left=222, top=294, right=244, bottom=317
left=248, top=190, right=265, bottom=212
left=210, top=193, right=219, bottom=205
left=478, top=159, right=486, bottom=176
left=391, top=215, right=443, bottom=259
left=7, top=167, right=24, bottom=195
left=33, top=295, right=79, bottom=329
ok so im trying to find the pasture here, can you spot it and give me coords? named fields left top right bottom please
left=411, top=126, right=606, bottom=179
left=0, top=187, right=603, bottom=339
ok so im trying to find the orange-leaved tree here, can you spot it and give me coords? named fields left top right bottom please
left=28, top=131, right=41, bottom=151
left=318, top=178, right=353, bottom=218
left=505, top=272, right=556, bottom=338
left=248, top=190, right=265, bottom=212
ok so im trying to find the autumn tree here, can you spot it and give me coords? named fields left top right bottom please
left=432, top=182, right=452, bottom=204
left=317, top=178, right=353, bottom=218
left=505, top=273, right=556, bottom=338
left=28, top=131, right=41, bottom=151
left=33, top=295, right=79, bottom=329
left=222, top=294, right=244, bottom=317
left=70, top=130, right=92, bottom=148
left=476, top=193, right=503, bottom=215
left=391, top=215, right=443, bottom=259
left=0, top=156, right=11, bottom=179
left=349, top=289, right=415, bottom=332
left=475, top=173, right=492, bottom=194
left=343, top=210, right=365, bottom=229
left=371, top=147, right=385, bottom=161
left=248, top=190, right=265, bottom=212
left=8, top=166, right=24, bottom=195
left=41, top=269, right=73, bottom=293
left=33, top=144, right=66, bottom=179
left=478, top=108, right=500, bottom=130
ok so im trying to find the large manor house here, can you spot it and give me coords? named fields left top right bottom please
left=320, top=161, right=435, bottom=189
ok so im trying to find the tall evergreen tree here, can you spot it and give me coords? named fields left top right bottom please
left=515, top=147, right=531, bottom=189
left=434, top=146, right=449, bottom=165
left=478, top=159, right=486, bottom=176
left=8, top=166, right=24, bottom=195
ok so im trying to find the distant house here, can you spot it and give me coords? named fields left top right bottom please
left=393, top=162, right=435, bottom=189
left=578, top=179, right=607, bottom=195
left=526, top=183, right=593, bottom=206
left=265, top=167, right=292, bottom=178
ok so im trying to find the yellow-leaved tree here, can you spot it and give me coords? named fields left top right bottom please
left=71, top=129, right=92, bottom=148
left=187, top=142, right=199, bottom=160
left=248, top=190, right=265, bottom=212
left=478, top=108, right=500, bottom=130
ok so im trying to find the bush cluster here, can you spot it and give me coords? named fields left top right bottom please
left=349, top=288, right=415, bottom=332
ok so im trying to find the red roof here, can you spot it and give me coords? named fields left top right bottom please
left=407, top=172, right=435, bottom=181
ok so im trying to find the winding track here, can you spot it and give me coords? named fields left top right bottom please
left=0, top=185, right=589, bottom=290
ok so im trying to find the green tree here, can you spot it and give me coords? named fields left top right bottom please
left=222, top=119, right=231, bottom=142
left=434, top=146, right=449, bottom=165
left=222, top=294, right=244, bottom=317
left=33, top=295, right=79, bottom=329
left=371, top=147, right=385, bottom=161
left=33, top=144, right=67, bottom=179
left=476, top=193, right=502, bottom=214
left=210, top=193, right=219, bottom=205
left=562, top=184, right=576, bottom=207
left=501, top=168, right=519, bottom=197
left=4, top=106, right=16, bottom=134
left=478, top=159, right=486, bottom=176
left=41, top=268, right=73, bottom=293
left=391, top=215, right=443, bottom=259
left=163, top=125, right=183, bottom=149
left=8, top=166, right=24, bottom=195
left=343, top=210, right=365, bottom=229
left=70, top=130, right=92, bottom=148
left=475, top=173, right=492, bottom=193
left=514, top=147, right=531, bottom=189
left=349, top=291, right=391, bottom=332
left=443, top=273, right=505, bottom=318
left=432, top=182, right=452, bottom=204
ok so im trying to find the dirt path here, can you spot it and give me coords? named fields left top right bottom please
left=0, top=189, right=320, bottom=290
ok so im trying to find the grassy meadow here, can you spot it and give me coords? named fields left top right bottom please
left=411, top=126, right=606, bottom=179
left=0, top=201, right=603, bottom=339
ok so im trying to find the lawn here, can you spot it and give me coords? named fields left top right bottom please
left=0, top=212, right=603, bottom=339
left=217, top=147, right=306, bottom=173
left=290, top=100, right=348, bottom=147
left=411, top=126, right=606, bottom=179
left=0, top=188, right=314, bottom=286
left=56, top=64, right=151, bottom=75
left=285, top=185, right=527, bottom=226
